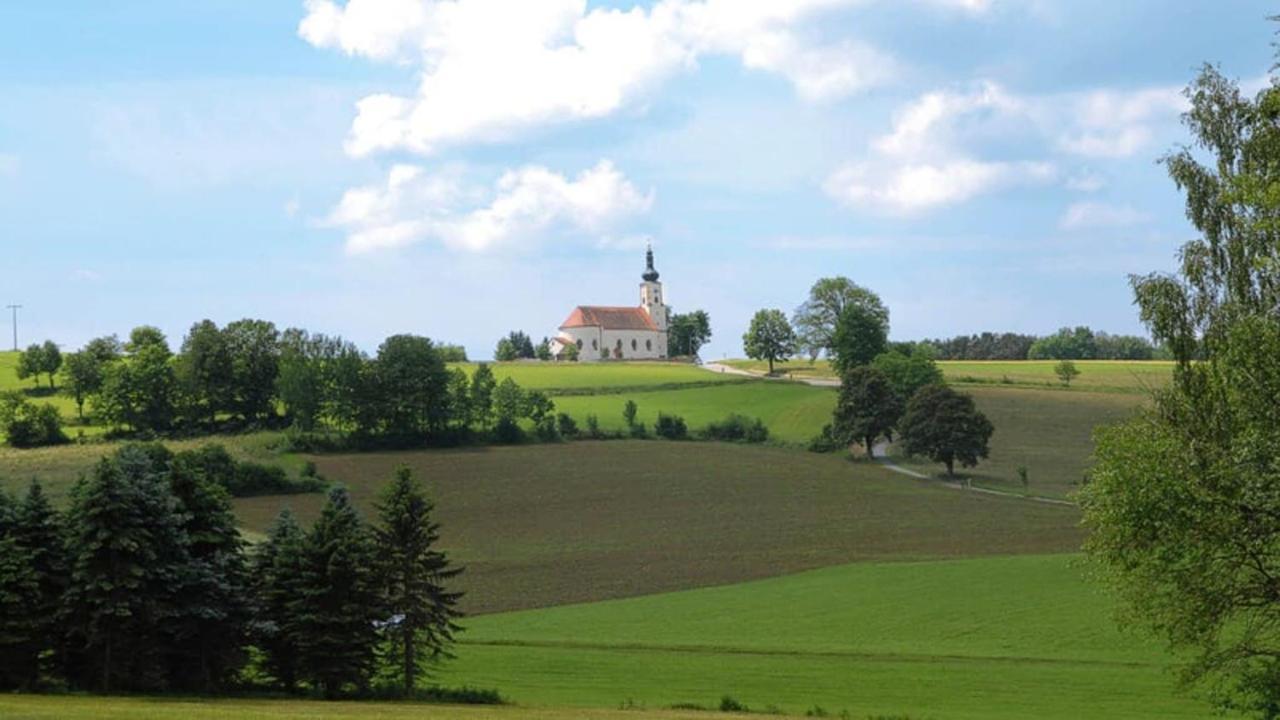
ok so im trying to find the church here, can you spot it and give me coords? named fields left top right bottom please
left=550, top=246, right=669, bottom=361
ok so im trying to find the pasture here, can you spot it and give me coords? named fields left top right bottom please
left=440, top=554, right=1205, bottom=719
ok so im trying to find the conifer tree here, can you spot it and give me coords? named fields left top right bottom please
left=11, top=480, right=67, bottom=687
left=375, top=467, right=464, bottom=696
left=0, top=490, right=40, bottom=689
left=250, top=508, right=306, bottom=691
left=61, top=446, right=189, bottom=691
left=165, top=450, right=249, bottom=691
left=294, top=487, right=382, bottom=698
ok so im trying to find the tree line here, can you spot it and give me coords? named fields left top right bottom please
left=5, top=321, right=566, bottom=449
left=0, top=444, right=462, bottom=698
left=920, top=327, right=1166, bottom=361
left=743, top=277, right=994, bottom=477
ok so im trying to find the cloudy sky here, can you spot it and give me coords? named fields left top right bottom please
left=0, top=1, right=1272, bottom=359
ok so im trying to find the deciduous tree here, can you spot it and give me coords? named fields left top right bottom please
left=831, top=366, right=903, bottom=458
left=899, top=384, right=993, bottom=477
left=742, top=309, right=796, bottom=374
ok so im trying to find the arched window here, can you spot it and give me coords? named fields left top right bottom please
left=616, top=338, right=622, bottom=349
left=631, top=339, right=638, bottom=351
left=576, top=339, right=583, bottom=350
left=592, top=339, right=598, bottom=350
left=646, top=339, right=652, bottom=351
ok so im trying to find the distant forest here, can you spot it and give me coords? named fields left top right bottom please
left=917, top=327, right=1167, bottom=361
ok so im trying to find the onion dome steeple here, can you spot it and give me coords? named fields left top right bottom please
left=642, top=243, right=660, bottom=282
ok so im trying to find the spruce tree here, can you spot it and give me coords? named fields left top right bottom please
left=250, top=508, right=306, bottom=691
left=11, top=480, right=67, bottom=687
left=61, top=446, right=189, bottom=691
left=165, top=450, right=249, bottom=691
left=375, top=467, right=464, bottom=696
left=294, top=487, right=382, bottom=698
left=0, top=489, right=40, bottom=689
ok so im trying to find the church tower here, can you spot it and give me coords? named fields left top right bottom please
left=640, top=244, right=668, bottom=331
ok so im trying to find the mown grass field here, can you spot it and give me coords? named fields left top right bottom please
left=723, top=357, right=1173, bottom=394
left=458, top=361, right=742, bottom=393
left=0, top=695, right=728, bottom=720
left=552, top=381, right=834, bottom=444
left=438, top=554, right=1206, bottom=719
left=245, top=442, right=1083, bottom=614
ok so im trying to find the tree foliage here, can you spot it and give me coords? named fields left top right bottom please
left=830, top=303, right=889, bottom=376
left=871, top=350, right=943, bottom=401
left=899, top=384, right=993, bottom=477
left=375, top=467, right=464, bottom=695
left=831, top=366, right=903, bottom=458
left=1081, top=66, right=1280, bottom=717
left=742, top=309, right=797, bottom=374
left=668, top=310, right=712, bottom=357
left=792, top=277, right=887, bottom=359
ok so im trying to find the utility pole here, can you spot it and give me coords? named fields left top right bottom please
left=5, top=304, right=20, bottom=351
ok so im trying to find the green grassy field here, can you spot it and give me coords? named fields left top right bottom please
left=723, top=358, right=1173, bottom=394
left=243, top=442, right=1083, bottom=614
left=438, top=553, right=1205, bottom=718
left=0, top=695, right=728, bottom=720
left=0, top=351, right=85, bottom=429
left=458, top=361, right=742, bottom=393
left=552, top=381, right=835, bottom=444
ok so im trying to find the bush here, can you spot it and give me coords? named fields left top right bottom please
left=0, top=393, right=67, bottom=448
left=493, top=417, right=523, bottom=444
left=556, top=412, right=579, bottom=438
left=231, top=460, right=326, bottom=497
left=807, top=424, right=841, bottom=453
left=699, top=414, right=769, bottom=444
left=719, top=695, right=749, bottom=713
left=628, top=421, right=649, bottom=439
left=534, top=415, right=560, bottom=442
left=585, top=413, right=602, bottom=439
left=654, top=413, right=688, bottom=440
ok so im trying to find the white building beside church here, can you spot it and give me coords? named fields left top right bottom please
left=550, top=247, right=669, bottom=362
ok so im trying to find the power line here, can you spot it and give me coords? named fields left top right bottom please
left=5, top=304, right=20, bottom=352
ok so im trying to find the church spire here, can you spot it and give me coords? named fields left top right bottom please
left=642, top=243, right=660, bottom=282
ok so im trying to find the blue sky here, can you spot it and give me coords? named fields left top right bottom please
left=0, top=1, right=1273, bottom=360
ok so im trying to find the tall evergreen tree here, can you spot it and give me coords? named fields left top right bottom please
left=375, top=467, right=464, bottom=695
left=0, top=490, right=40, bottom=689
left=294, top=487, right=382, bottom=698
left=11, top=480, right=67, bottom=687
left=61, top=446, right=188, bottom=691
left=165, top=450, right=249, bottom=691
left=250, top=509, right=306, bottom=691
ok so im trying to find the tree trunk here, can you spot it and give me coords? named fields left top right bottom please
left=865, top=436, right=875, bottom=458
left=945, top=459, right=955, bottom=477
left=103, top=634, right=112, bottom=693
left=403, top=629, right=415, bottom=697
left=767, top=357, right=775, bottom=374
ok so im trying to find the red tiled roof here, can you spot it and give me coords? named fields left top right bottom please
left=560, top=306, right=658, bottom=331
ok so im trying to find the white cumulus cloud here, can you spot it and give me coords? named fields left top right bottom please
left=826, top=82, right=1054, bottom=214
left=326, top=160, right=653, bottom=254
left=826, top=79, right=1190, bottom=215
left=300, top=0, right=904, bottom=156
